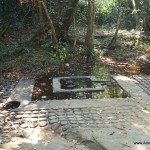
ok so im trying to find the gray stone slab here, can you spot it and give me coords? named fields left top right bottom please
left=0, top=129, right=89, bottom=150
left=7, top=79, right=35, bottom=107
left=53, top=76, right=104, bottom=93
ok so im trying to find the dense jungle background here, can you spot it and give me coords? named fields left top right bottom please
left=0, top=0, right=150, bottom=82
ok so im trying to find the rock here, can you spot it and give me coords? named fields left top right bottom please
left=21, top=123, right=28, bottom=128
left=39, top=121, right=48, bottom=127
left=30, top=121, right=38, bottom=128
left=40, top=83, right=46, bottom=86
left=51, top=123, right=61, bottom=130
left=41, top=96, right=47, bottom=99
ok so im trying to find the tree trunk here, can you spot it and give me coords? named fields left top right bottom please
left=132, top=0, right=139, bottom=30
left=41, top=1, right=57, bottom=49
left=38, top=0, right=44, bottom=36
left=85, top=0, right=95, bottom=48
left=108, top=11, right=122, bottom=49
left=72, top=13, right=77, bottom=47
left=60, top=0, right=79, bottom=41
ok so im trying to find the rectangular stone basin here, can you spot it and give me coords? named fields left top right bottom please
left=52, top=76, right=104, bottom=93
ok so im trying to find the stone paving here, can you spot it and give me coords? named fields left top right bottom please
left=0, top=75, right=150, bottom=150
left=0, top=81, right=18, bottom=103
left=131, top=75, right=150, bottom=95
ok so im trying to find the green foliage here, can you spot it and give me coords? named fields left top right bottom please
left=22, top=47, right=59, bottom=68
left=57, top=42, right=68, bottom=60
left=84, top=45, right=95, bottom=62
left=41, top=39, right=52, bottom=49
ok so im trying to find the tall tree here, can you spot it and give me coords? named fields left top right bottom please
left=59, top=0, right=79, bottom=41
left=131, top=0, right=140, bottom=30
left=38, top=0, right=44, bottom=36
left=85, top=0, right=95, bottom=48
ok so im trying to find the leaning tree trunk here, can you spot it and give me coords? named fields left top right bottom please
left=108, top=11, right=122, bottom=49
left=85, top=0, right=95, bottom=48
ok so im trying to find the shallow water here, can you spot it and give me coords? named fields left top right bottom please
left=32, top=62, right=128, bottom=100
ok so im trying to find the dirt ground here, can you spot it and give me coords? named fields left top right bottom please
left=0, top=27, right=150, bottom=83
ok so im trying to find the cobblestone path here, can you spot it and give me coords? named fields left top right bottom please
left=0, top=102, right=149, bottom=144
left=0, top=81, right=18, bottom=103
left=0, top=75, right=150, bottom=147
left=131, top=75, right=150, bottom=95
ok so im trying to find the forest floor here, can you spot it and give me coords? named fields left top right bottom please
left=0, top=27, right=150, bottom=83
left=0, top=27, right=150, bottom=150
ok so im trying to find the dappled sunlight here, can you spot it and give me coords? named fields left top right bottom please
left=142, top=109, right=150, bottom=114
left=1, top=128, right=54, bottom=150
left=135, top=145, right=147, bottom=150
left=114, top=75, right=136, bottom=82
left=2, top=130, right=40, bottom=149
left=132, top=123, right=150, bottom=136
